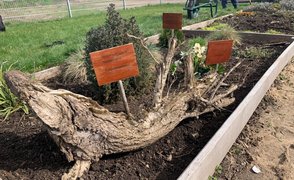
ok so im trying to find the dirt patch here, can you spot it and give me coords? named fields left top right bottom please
left=218, top=58, right=294, bottom=180
left=217, top=11, right=294, bottom=35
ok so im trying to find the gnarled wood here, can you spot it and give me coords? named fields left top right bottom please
left=5, top=70, right=235, bottom=179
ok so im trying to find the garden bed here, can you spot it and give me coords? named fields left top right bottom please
left=1, top=7, right=294, bottom=180
left=0, top=34, right=292, bottom=180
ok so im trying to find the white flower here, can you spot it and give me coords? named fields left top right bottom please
left=197, top=53, right=203, bottom=58
left=200, top=46, right=206, bottom=54
left=193, top=43, right=201, bottom=53
left=180, top=51, right=187, bottom=59
left=174, top=60, right=182, bottom=66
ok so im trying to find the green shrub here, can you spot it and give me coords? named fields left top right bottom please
left=158, top=29, right=185, bottom=48
left=0, top=62, right=29, bottom=120
left=188, top=37, right=207, bottom=47
left=84, top=4, right=154, bottom=104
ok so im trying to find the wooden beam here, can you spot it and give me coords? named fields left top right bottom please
left=32, top=66, right=61, bottom=81
left=178, top=41, right=294, bottom=180
left=183, top=30, right=294, bottom=43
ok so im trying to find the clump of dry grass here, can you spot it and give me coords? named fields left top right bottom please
left=206, top=25, right=241, bottom=46
left=62, top=50, right=89, bottom=85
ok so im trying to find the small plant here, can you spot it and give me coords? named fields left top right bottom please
left=188, top=36, right=207, bottom=47
left=62, top=50, right=89, bottom=85
left=238, top=46, right=273, bottom=59
left=280, top=0, right=294, bottom=11
left=0, top=62, right=29, bottom=120
left=84, top=4, right=154, bottom=103
left=265, top=29, right=282, bottom=34
left=203, top=23, right=230, bottom=31
left=181, top=41, right=209, bottom=78
left=158, top=29, right=185, bottom=48
left=206, top=25, right=241, bottom=46
left=208, top=165, right=223, bottom=180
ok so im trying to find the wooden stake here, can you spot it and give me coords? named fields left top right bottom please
left=118, top=80, right=131, bottom=116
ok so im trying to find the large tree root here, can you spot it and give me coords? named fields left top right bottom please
left=5, top=70, right=237, bottom=179
left=4, top=32, right=242, bottom=178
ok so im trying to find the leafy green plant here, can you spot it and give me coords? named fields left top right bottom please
left=158, top=29, right=185, bottom=48
left=84, top=4, right=154, bottom=103
left=238, top=46, right=273, bottom=59
left=0, top=62, right=29, bottom=120
left=188, top=36, right=207, bottom=47
left=206, top=25, right=241, bottom=45
left=208, top=165, right=223, bottom=180
left=203, top=23, right=230, bottom=31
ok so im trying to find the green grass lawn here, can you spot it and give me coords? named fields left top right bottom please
left=0, top=3, right=247, bottom=72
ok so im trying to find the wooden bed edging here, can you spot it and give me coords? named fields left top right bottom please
left=32, top=66, right=61, bottom=81
left=178, top=41, right=294, bottom=180
left=183, top=30, right=294, bottom=43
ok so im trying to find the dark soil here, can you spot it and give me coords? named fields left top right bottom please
left=0, top=10, right=291, bottom=180
left=217, top=10, right=294, bottom=35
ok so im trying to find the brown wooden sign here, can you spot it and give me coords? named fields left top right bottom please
left=162, top=13, right=182, bottom=30
left=90, top=43, right=139, bottom=86
left=205, top=40, right=233, bottom=65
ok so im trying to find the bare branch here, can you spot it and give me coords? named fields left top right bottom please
left=209, top=60, right=242, bottom=101
left=127, top=33, right=160, bottom=64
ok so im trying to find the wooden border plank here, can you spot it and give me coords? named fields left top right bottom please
left=32, top=66, right=61, bottom=81
left=183, top=30, right=294, bottom=43
left=178, top=41, right=294, bottom=180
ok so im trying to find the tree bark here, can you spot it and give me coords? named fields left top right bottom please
left=184, top=54, right=195, bottom=90
left=5, top=70, right=235, bottom=179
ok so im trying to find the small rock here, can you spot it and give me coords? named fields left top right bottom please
left=166, top=154, right=172, bottom=162
left=252, top=165, right=261, bottom=174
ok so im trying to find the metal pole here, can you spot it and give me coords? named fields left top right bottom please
left=160, top=0, right=162, bottom=5
left=122, top=0, right=126, bottom=10
left=66, top=0, right=73, bottom=18
left=118, top=80, right=131, bottom=116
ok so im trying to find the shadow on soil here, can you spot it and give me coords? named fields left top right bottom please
left=0, top=131, right=71, bottom=171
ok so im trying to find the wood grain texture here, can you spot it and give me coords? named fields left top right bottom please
left=205, top=40, right=233, bottom=65
left=162, top=13, right=182, bottom=30
left=90, top=43, right=139, bottom=86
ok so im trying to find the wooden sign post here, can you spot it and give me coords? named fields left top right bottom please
left=205, top=40, right=233, bottom=65
left=90, top=43, right=139, bottom=116
left=162, top=13, right=183, bottom=41
left=162, top=13, right=183, bottom=30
